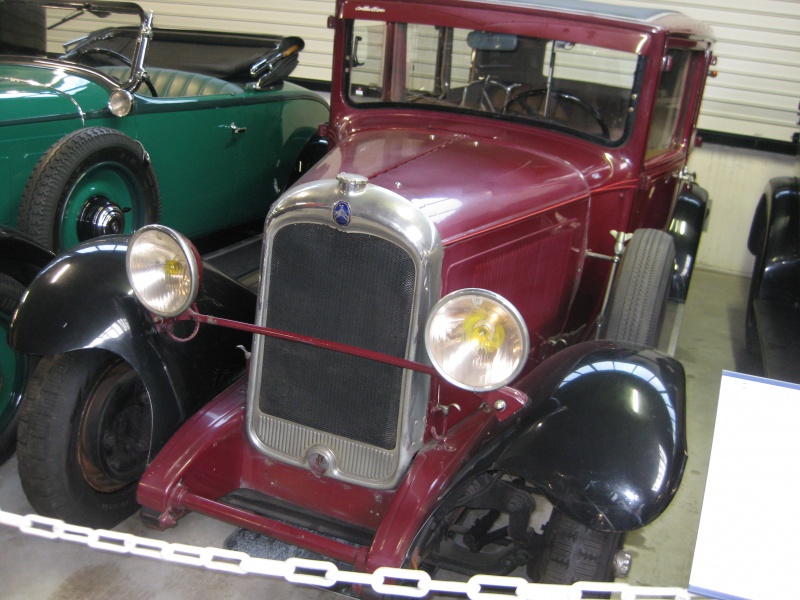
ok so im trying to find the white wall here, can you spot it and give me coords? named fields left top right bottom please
left=688, top=145, right=799, bottom=276
left=607, top=0, right=800, bottom=143
left=139, top=0, right=335, bottom=81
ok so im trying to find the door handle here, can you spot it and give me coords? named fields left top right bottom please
left=230, top=123, right=247, bottom=134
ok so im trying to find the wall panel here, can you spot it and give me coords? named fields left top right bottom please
left=604, top=0, right=799, bottom=143
left=137, top=0, right=335, bottom=81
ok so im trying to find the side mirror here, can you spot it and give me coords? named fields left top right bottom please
left=250, top=36, right=305, bottom=90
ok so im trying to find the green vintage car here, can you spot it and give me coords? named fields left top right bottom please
left=0, top=0, right=329, bottom=462
left=0, top=0, right=330, bottom=252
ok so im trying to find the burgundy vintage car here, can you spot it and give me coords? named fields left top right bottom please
left=10, top=0, right=714, bottom=588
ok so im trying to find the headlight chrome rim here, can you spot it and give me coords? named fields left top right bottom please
left=126, top=224, right=201, bottom=318
left=108, top=89, right=134, bottom=117
left=425, top=288, right=530, bottom=392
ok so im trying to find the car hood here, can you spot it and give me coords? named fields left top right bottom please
left=308, top=129, right=597, bottom=244
left=0, top=64, right=110, bottom=125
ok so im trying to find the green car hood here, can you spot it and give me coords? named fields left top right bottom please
left=0, top=64, right=111, bottom=125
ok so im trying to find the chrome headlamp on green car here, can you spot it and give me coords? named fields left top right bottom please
left=108, top=89, right=134, bottom=117
left=126, top=225, right=201, bottom=317
left=426, top=288, right=530, bottom=392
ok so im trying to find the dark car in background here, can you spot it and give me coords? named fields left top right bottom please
left=11, top=0, right=714, bottom=590
left=0, top=0, right=328, bottom=461
left=746, top=176, right=800, bottom=384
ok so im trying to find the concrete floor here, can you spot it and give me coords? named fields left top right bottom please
left=0, top=269, right=763, bottom=599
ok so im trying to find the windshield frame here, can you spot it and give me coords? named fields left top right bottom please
left=342, top=16, right=647, bottom=147
left=1, top=0, right=152, bottom=94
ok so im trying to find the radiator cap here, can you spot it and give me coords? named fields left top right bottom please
left=337, top=172, right=368, bottom=195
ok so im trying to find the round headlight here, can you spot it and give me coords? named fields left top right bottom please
left=126, top=225, right=201, bottom=317
left=425, top=289, right=529, bottom=392
left=108, top=89, right=133, bottom=117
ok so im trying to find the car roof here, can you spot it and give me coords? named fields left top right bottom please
left=467, top=0, right=678, bottom=23
left=344, top=0, right=712, bottom=39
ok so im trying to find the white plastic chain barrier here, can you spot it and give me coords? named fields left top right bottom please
left=0, top=506, right=698, bottom=599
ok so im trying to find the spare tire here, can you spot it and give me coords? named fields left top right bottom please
left=17, top=127, right=161, bottom=252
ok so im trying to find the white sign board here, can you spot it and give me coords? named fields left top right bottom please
left=689, top=371, right=800, bottom=599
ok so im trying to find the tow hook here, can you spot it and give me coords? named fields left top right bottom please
left=614, top=549, right=632, bottom=578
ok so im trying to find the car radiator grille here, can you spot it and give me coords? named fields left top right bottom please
left=257, top=223, right=416, bottom=453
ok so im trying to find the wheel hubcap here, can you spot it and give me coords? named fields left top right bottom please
left=77, top=196, right=127, bottom=240
left=78, top=362, right=151, bottom=493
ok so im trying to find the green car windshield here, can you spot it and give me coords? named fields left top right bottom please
left=0, top=1, right=149, bottom=92
left=348, top=21, right=642, bottom=145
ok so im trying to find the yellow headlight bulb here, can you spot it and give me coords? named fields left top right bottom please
left=165, top=258, right=183, bottom=276
left=462, top=311, right=505, bottom=353
left=426, top=289, right=529, bottom=391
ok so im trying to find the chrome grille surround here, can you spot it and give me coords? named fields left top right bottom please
left=246, top=175, right=442, bottom=489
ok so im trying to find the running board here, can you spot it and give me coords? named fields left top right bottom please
left=202, top=235, right=262, bottom=290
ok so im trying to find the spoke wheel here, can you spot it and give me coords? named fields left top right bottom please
left=17, top=350, right=152, bottom=527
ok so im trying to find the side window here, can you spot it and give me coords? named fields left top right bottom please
left=349, top=21, right=387, bottom=101
left=646, top=49, right=692, bottom=157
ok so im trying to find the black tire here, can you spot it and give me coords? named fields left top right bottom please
left=17, top=127, right=161, bottom=252
left=16, top=350, right=152, bottom=528
left=403, top=473, right=623, bottom=590
left=603, top=228, right=675, bottom=347
left=531, top=228, right=674, bottom=589
left=0, top=273, right=27, bottom=463
left=531, top=511, right=622, bottom=585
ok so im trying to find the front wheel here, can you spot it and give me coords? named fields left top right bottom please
left=17, top=127, right=161, bottom=253
left=16, top=350, right=152, bottom=527
left=403, top=473, right=623, bottom=588
left=531, top=510, right=623, bottom=584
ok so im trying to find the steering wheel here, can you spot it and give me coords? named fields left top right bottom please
left=64, top=47, right=158, bottom=97
left=505, top=88, right=610, bottom=138
left=65, top=46, right=132, bottom=66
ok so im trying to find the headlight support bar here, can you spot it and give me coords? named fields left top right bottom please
left=159, top=307, right=438, bottom=376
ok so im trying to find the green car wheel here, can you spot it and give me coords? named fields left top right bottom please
left=18, top=127, right=161, bottom=252
left=0, top=273, right=27, bottom=463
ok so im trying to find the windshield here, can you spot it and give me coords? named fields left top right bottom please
left=0, top=1, right=145, bottom=56
left=348, top=21, right=642, bottom=145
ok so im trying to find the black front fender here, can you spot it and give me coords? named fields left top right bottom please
left=669, top=182, right=710, bottom=302
left=9, top=235, right=256, bottom=452
left=747, top=176, right=800, bottom=305
left=495, top=341, right=686, bottom=532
